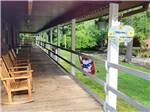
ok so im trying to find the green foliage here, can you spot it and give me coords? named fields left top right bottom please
left=122, top=7, right=150, bottom=47
left=19, top=33, right=31, bottom=40
left=75, top=20, right=99, bottom=49
left=40, top=32, right=48, bottom=42
left=54, top=20, right=101, bottom=49
left=60, top=50, right=150, bottom=112
left=37, top=7, right=150, bottom=49
left=19, top=33, right=35, bottom=44
left=60, top=35, right=71, bottom=48
left=58, top=8, right=150, bottom=49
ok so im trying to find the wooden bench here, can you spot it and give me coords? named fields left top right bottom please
left=0, top=58, right=33, bottom=104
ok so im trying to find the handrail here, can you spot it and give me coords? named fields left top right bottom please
left=45, top=53, right=106, bottom=107
left=38, top=40, right=150, bottom=81
left=37, top=40, right=150, bottom=112
left=39, top=40, right=105, bottom=64
left=43, top=46, right=106, bottom=87
left=107, top=62, right=150, bottom=81
left=107, top=86, right=150, bottom=112
left=44, top=51, right=116, bottom=111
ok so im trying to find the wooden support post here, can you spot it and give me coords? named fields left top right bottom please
left=57, top=25, right=61, bottom=62
left=64, top=33, right=66, bottom=48
left=47, top=31, right=51, bottom=56
left=50, top=29, right=53, bottom=57
left=105, top=3, right=119, bottom=111
left=36, top=35, right=37, bottom=45
left=71, top=19, right=76, bottom=75
left=6, top=81, right=12, bottom=103
left=0, top=1, right=1, bottom=58
left=0, top=12, right=1, bottom=107
left=0, top=80, right=2, bottom=108
left=45, top=33, right=48, bottom=54
left=8, top=91, right=12, bottom=103
left=40, top=35, right=42, bottom=46
left=27, top=78, right=32, bottom=101
left=36, top=35, right=39, bottom=46
left=12, top=26, right=17, bottom=48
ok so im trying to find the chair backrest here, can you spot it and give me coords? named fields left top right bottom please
left=11, top=48, right=17, bottom=59
left=1, top=58, right=10, bottom=79
left=2, top=54, right=14, bottom=69
left=0, top=58, right=2, bottom=79
left=0, top=58, right=13, bottom=91
left=8, top=50, right=15, bottom=65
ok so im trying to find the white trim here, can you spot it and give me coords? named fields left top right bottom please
left=71, top=19, right=76, bottom=75
left=105, top=3, right=119, bottom=112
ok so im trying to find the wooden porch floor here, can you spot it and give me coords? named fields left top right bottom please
left=1, top=46, right=103, bottom=112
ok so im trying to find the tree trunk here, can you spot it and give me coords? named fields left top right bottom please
left=125, top=40, right=133, bottom=62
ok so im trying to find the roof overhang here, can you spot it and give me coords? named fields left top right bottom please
left=1, top=1, right=149, bottom=33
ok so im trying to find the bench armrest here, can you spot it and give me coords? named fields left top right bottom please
left=9, top=70, right=33, bottom=74
left=15, top=59, right=29, bottom=62
left=1, top=75, right=30, bottom=80
left=9, top=66, right=29, bottom=70
left=14, top=63, right=30, bottom=65
left=16, top=58, right=30, bottom=61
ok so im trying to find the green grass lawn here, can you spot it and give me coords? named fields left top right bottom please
left=59, top=49, right=150, bottom=112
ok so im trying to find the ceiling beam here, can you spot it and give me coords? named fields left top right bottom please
left=119, top=4, right=149, bottom=20
left=28, top=0, right=32, bottom=16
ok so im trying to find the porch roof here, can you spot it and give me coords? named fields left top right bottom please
left=1, top=1, right=149, bottom=33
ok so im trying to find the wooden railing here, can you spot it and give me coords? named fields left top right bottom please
left=36, top=40, right=150, bottom=112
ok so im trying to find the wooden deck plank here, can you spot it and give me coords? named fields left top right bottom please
left=1, top=46, right=103, bottom=112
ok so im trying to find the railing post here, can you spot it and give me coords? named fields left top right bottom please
left=50, top=29, right=53, bottom=58
left=57, top=25, right=61, bottom=62
left=105, top=3, right=119, bottom=112
left=47, top=31, right=50, bottom=56
left=40, top=35, right=42, bottom=46
left=36, top=35, right=39, bottom=46
left=64, top=33, right=67, bottom=48
left=71, top=19, right=76, bottom=75
left=45, top=33, right=48, bottom=54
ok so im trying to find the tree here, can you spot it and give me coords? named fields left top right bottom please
left=122, top=7, right=150, bottom=48
left=58, top=20, right=100, bottom=49
left=75, top=20, right=99, bottom=49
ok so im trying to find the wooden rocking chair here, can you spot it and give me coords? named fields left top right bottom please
left=2, top=54, right=33, bottom=89
left=8, top=50, right=31, bottom=67
left=0, top=58, right=33, bottom=104
left=11, top=48, right=30, bottom=62
left=2, top=54, right=31, bottom=71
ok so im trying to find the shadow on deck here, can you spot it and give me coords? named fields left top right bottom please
left=1, top=46, right=103, bottom=112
